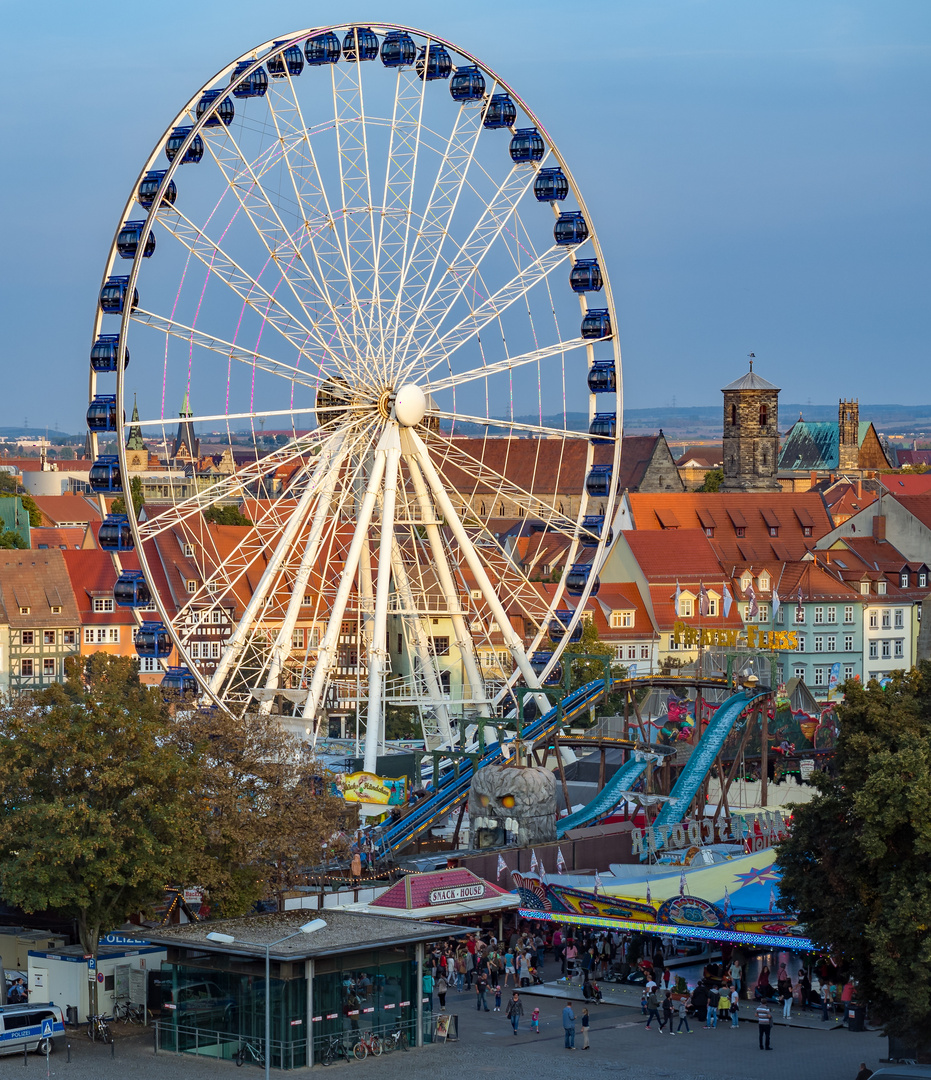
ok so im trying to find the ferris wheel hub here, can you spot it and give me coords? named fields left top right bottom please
left=393, top=383, right=427, bottom=428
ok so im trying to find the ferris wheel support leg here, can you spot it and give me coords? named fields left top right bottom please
left=401, top=434, right=489, bottom=718
left=388, top=536, right=455, bottom=750
left=406, top=428, right=550, bottom=715
left=301, top=429, right=392, bottom=731
left=363, top=430, right=401, bottom=774
left=209, top=434, right=341, bottom=699
left=258, top=435, right=349, bottom=715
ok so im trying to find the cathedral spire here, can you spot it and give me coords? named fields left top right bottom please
left=126, top=395, right=145, bottom=451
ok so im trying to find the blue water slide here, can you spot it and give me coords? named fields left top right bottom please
left=648, top=688, right=772, bottom=854
left=556, top=753, right=655, bottom=838
left=381, top=679, right=608, bottom=853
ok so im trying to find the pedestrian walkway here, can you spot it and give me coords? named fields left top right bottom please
left=516, top=977, right=846, bottom=1031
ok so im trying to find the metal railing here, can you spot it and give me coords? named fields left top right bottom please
left=154, top=1020, right=308, bottom=1070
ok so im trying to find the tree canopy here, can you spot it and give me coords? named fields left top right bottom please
left=699, top=468, right=724, bottom=492
left=203, top=503, right=252, bottom=526
left=776, top=665, right=931, bottom=1035
left=0, top=655, right=201, bottom=958
left=110, top=475, right=144, bottom=520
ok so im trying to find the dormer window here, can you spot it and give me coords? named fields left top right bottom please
left=678, top=597, right=693, bottom=618
left=759, top=574, right=770, bottom=591
left=860, top=582, right=870, bottom=596
left=877, top=580, right=887, bottom=595
left=768, top=526, right=778, bottom=537
left=803, top=526, right=813, bottom=537
left=740, top=574, right=752, bottom=592
left=901, top=572, right=909, bottom=588
left=18, top=606, right=29, bottom=615
left=735, top=526, right=746, bottom=538
left=183, top=543, right=195, bottom=557
left=921, top=572, right=928, bottom=588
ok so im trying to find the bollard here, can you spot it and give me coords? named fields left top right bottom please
left=67, top=1043, right=71, bottom=1064
left=111, top=1038, right=115, bottom=1058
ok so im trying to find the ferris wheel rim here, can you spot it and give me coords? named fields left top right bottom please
left=88, top=22, right=624, bottom=722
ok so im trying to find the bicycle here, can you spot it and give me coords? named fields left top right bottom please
left=113, top=1001, right=146, bottom=1024
left=352, top=1030, right=382, bottom=1059
left=86, top=1014, right=113, bottom=1044
left=318, top=1033, right=353, bottom=1066
left=233, top=1040, right=264, bottom=1067
left=379, top=1027, right=409, bottom=1053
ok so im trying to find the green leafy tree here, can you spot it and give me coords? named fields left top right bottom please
left=110, top=475, right=144, bottom=519
left=0, top=490, right=41, bottom=527
left=0, top=529, right=26, bottom=549
left=203, top=503, right=252, bottom=526
left=0, top=655, right=202, bottom=1008
left=170, top=708, right=352, bottom=914
left=776, top=665, right=931, bottom=1036
left=699, top=468, right=724, bottom=492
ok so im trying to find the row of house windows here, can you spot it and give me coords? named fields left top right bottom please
left=17, top=658, right=61, bottom=677
left=20, top=630, right=76, bottom=646
left=868, top=640, right=904, bottom=659
left=868, top=610, right=905, bottom=629
left=614, top=644, right=652, bottom=662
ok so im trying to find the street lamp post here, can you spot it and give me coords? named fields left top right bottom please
left=207, top=919, right=326, bottom=1080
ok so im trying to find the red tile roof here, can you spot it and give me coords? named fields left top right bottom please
left=623, top=528, right=728, bottom=581
left=371, top=869, right=509, bottom=911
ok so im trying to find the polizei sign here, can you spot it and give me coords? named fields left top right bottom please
left=428, top=884, right=486, bottom=904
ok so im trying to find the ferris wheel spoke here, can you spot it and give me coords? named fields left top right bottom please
left=155, top=205, right=360, bottom=385
left=367, top=64, right=429, bottom=357
left=130, top=309, right=327, bottom=392
left=384, top=86, right=495, bottom=361
left=259, top=80, right=368, bottom=367
left=134, top=430, right=333, bottom=542
left=428, top=411, right=595, bottom=441
left=194, top=123, right=362, bottom=375
left=404, top=428, right=549, bottom=710
left=424, top=337, right=589, bottom=396
left=330, top=53, right=380, bottom=373
left=405, top=243, right=574, bottom=382
left=394, top=156, right=546, bottom=375
left=208, top=430, right=356, bottom=696
left=300, top=424, right=396, bottom=729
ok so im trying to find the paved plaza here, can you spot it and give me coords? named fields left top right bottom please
left=34, top=980, right=886, bottom=1080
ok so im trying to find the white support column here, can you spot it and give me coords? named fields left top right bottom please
left=401, top=435, right=489, bottom=718
left=363, top=427, right=401, bottom=773
left=258, top=436, right=348, bottom=715
left=209, top=435, right=339, bottom=697
left=301, top=427, right=392, bottom=728
left=407, top=428, right=550, bottom=714
left=389, top=536, right=454, bottom=749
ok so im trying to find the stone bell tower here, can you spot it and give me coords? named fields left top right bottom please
left=838, top=399, right=859, bottom=472
left=721, top=356, right=781, bottom=492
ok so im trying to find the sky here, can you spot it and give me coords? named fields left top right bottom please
left=1, top=1, right=929, bottom=434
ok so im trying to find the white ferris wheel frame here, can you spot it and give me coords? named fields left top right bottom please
left=86, top=23, right=624, bottom=765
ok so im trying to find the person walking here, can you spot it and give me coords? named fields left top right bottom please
left=530, top=1007, right=540, bottom=1034
left=659, top=991, right=674, bottom=1033
left=435, top=973, right=448, bottom=1009
left=730, top=986, right=740, bottom=1029
left=422, top=970, right=434, bottom=1013
left=705, top=989, right=718, bottom=1029
left=581, top=1008, right=590, bottom=1049
left=494, top=985, right=502, bottom=1012
left=506, top=992, right=524, bottom=1035
left=562, top=1001, right=576, bottom=1049
left=645, top=988, right=661, bottom=1030
left=475, top=973, right=490, bottom=1012
left=780, top=980, right=793, bottom=1021
left=717, top=988, right=731, bottom=1028
left=756, top=999, right=773, bottom=1050
left=821, top=981, right=833, bottom=1022
left=676, top=994, right=691, bottom=1034
left=729, top=959, right=742, bottom=995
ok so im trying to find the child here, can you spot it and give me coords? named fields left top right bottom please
left=640, top=990, right=648, bottom=1015
left=494, top=985, right=502, bottom=1012
left=531, top=1007, right=540, bottom=1033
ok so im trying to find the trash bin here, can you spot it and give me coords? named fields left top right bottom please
left=66, top=1006, right=78, bottom=1026
left=847, top=1005, right=865, bottom=1032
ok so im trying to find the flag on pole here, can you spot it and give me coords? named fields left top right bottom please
left=556, top=847, right=567, bottom=874
left=497, top=854, right=508, bottom=882
left=679, top=870, right=686, bottom=897
left=723, top=885, right=730, bottom=916
left=772, top=589, right=780, bottom=622
left=594, top=871, right=603, bottom=895
left=796, top=588, right=804, bottom=623
left=646, top=882, right=652, bottom=906
left=746, top=583, right=759, bottom=619
left=530, top=849, right=538, bottom=873
left=769, top=885, right=776, bottom=913
left=699, top=583, right=709, bottom=617
left=674, top=580, right=682, bottom=616
left=723, top=583, right=734, bottom=617
left=540, top=864, right=548, bottom=885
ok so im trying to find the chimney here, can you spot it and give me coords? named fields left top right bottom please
left=873, top=515, right=886, bottom=541
left=857, top=479, right=862, bottom=500
left=810, top=470, right=817, bottom=488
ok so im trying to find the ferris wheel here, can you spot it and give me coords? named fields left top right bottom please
left=85, top=23, right=623, bottom=766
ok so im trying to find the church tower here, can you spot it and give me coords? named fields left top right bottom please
left=838, top=399, right=859, bottom=472
left=171, top=392, right=200, bottom=463
left=721, top=357, right=781, bottom=492
left=125, top=397, right=149, bottom=471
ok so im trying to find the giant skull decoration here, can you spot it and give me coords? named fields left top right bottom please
left=469, top=765, right=557, bottom=848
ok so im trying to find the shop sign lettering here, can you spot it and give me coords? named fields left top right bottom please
left=672, top=621, right=798, bottom=651
left=631, top=812, right=789, bottom=856
left=428, top=884, right=485, bottom=904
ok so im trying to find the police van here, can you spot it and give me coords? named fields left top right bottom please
left=0, top=1004, right=65, bottom=1055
